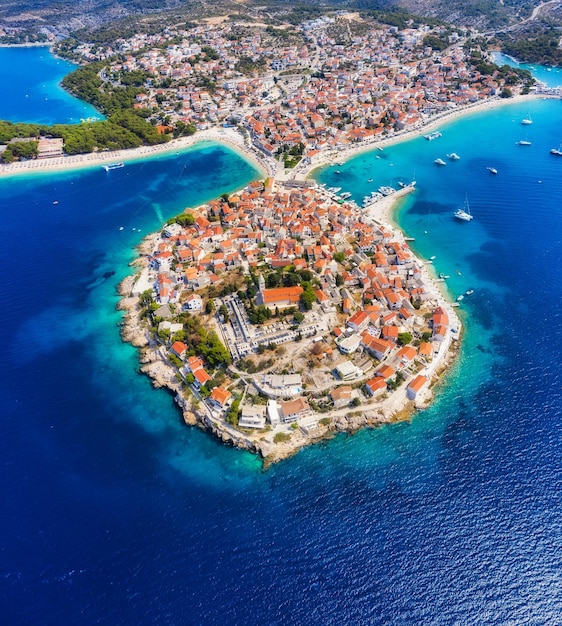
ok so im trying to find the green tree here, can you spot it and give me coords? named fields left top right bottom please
left=300, top=282, right=316, bottom=311
left=398, top=332, right=413, bottom=345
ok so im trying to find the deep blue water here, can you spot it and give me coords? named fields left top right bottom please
left=0, top=47, right=102, bottom=124
left=1, top=85, right=562, bottom=623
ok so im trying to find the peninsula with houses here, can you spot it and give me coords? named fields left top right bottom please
left=119, top=176, right=461, bottom=465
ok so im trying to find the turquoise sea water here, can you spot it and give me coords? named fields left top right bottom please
left=492, top=52, right=562, bottom=88
left=1, top=52, right=562, bottom=624
left=0, top=47, right=102, bottom=124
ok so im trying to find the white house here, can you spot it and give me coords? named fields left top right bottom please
left=184, top=293, right=203, bottom=311
left=239, top=405, right=266, bottom=429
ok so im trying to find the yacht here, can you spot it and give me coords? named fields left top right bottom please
left=434, top=158, right=446, bottom=166
left=378, top=186, right=395, bottom=196
left=521, top=115, right=533, bottom=125
left=550, top=146, right=562, bottom=156
left=447, top=153, right=460, bottom=160
left=487, top=166, right=498, bottom=174
left=454, top=197, right=474, bottom=222
left=103, top=162, right=124, bottom=171
left=424, top=131, right=442, bottom=141
left=516, top=140, right=532, bottom=146
left=339, top=191, right=352, bottom=200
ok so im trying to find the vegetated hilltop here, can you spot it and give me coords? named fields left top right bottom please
left=0, top=0, right=551, bottom=32
left=352, top=0, right=562, bottom=65
left=1, top=0, right=561, bottom=65
left=0, top=0, right=189, bottom=34
left=353, top=0, right=536, bottom=29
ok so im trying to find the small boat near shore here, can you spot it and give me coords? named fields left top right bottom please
left=424, top=131, right=442, bottom=141
left=378, top=186, right=395, bottom=196
left=103, top=162, right=124, bottom=171
left=466, top=289, right=474, bottom=295
left=457, top=294, right=464, bottom=301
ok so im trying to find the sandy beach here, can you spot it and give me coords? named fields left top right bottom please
left=0, top=126, right=273, bottom=178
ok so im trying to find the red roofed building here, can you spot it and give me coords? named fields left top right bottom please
left=406, top=375, right=428, bottom=400
left=433, top=306, right=449, bottom=328
left=364, top=377, right=387, bottom=397
left=381, top=325, right=399, bottom=342
left=361, top=333, right=393, bottom=360
left=418, top=342, right=433, bottom=359
left=193, top=367, right=212, bottom=387
left=256, top=286, right=303, bottom=310
left=376, top=364, right=395, bottom=380
left=395, top=345, right=417, bottom=368
left=171, top=341, right=187, bottom=360
left=346, top=310, right=370, bottom=333
left=209, top=386, right=233, bottom=410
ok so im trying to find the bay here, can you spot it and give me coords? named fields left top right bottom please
left=0, top=46, right=102, bottom=124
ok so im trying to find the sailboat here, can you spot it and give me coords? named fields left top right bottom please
left=454, top=196, right=473, bottom=222
left=521, top=113, right=533, bottom=125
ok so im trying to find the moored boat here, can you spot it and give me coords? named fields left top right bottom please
left=103, top=162, right=124, bottom=171
left=378, top=186, right=395, bottom=196
left=434, top=158, right=446, bottom=166
left=454, top=196, right=474, bottom=221
left=447, top=153, right=460, bottom=160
